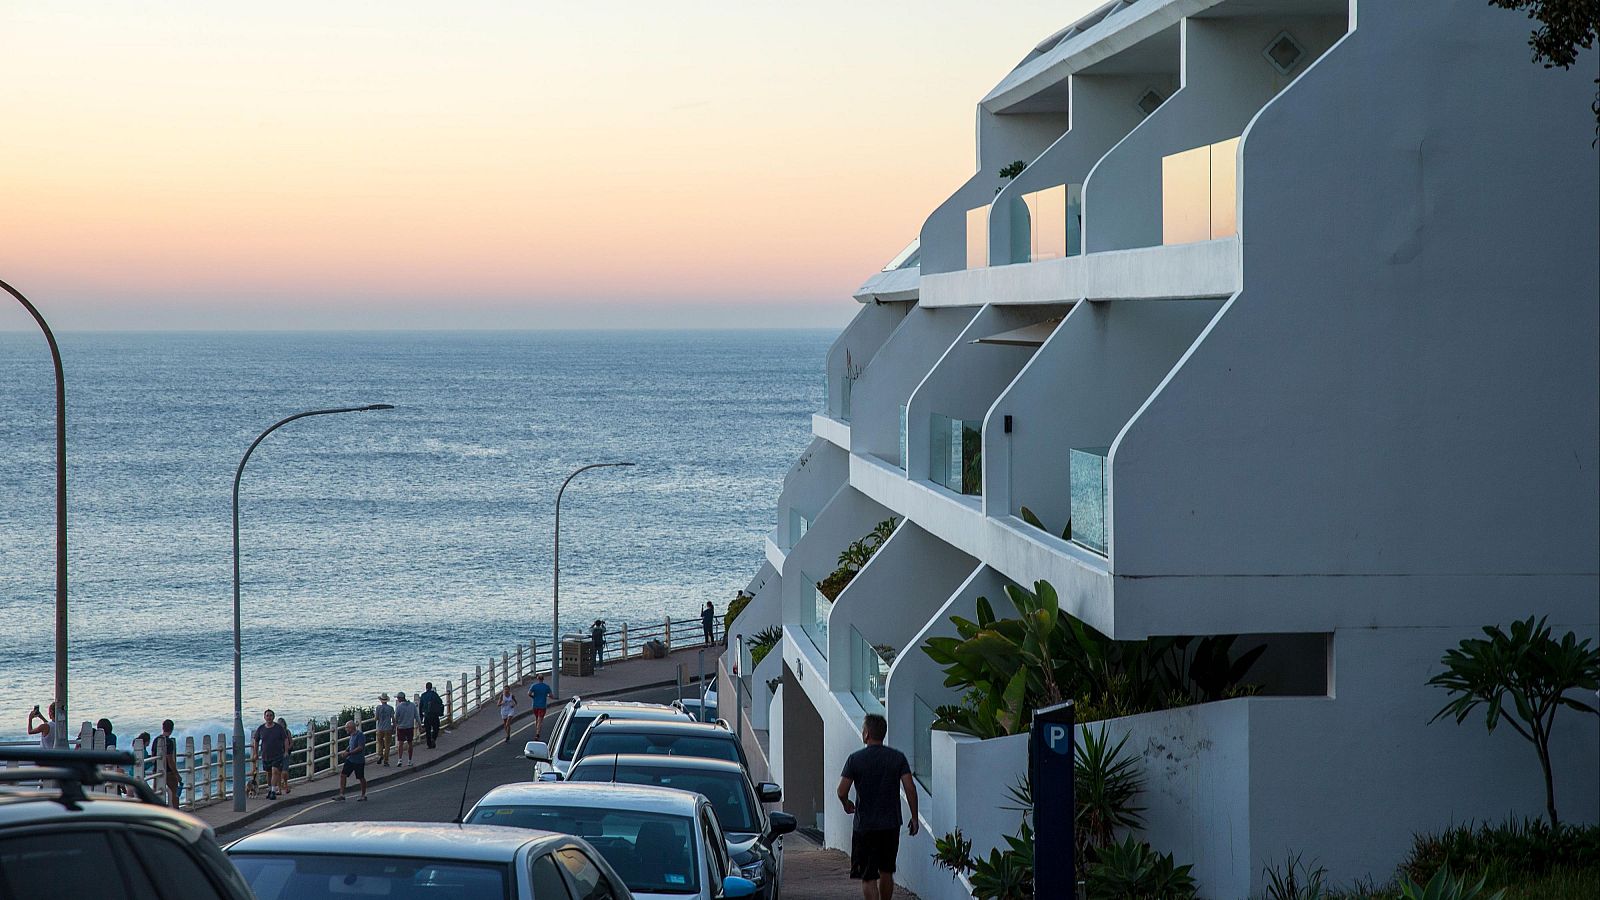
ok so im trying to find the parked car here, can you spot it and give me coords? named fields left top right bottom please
left=0, top=747, right=254, bottom=900
left=562, top=718, right=749, bottom=772
left=567, top=754, right=795, bottom=900
left=672, top=687, right=718, bottom=723
left=226, top=821, right=632, bottom=900
left=466, top=781, right=758, bottom=900
left=528, top=698, right=692, bottom=780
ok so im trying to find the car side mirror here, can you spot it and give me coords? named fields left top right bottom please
left=766, top=811, right=797, bottom=841
left=721, top=875, right=758, bottom=899
left=757, top=782, right=782, bottom=803
left=523, top=740, right=550, bottom=762
left=538, top=771, right=564, bottom=782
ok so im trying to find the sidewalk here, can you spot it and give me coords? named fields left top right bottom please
left=781, top=831, right=922, bottom=900
left=195, top=641, right=724, bottom=835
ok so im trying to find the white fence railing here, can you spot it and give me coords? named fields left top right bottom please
left=2, top=612, right=725, bottom=810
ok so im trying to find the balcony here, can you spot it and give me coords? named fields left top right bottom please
left=1069, top=446, right=1110, bottom=555
left=1006, top=183, right=1082, bottom=263
left=848, top=626, right=891, bottom=715
left=802, top=571, right=829, bottom=657
left=930, top=413, right=984, bottom=496
left=788, top=508, right=811, bottom=548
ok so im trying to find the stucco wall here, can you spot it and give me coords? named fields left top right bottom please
left=850, top=306, right=978, bottom=463
left=825, top=300, right=913, bottom=421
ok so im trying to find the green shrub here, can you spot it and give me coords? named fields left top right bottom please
left=1402, top=819, right=1600, bottom=888
left=1395, top=866, right=1504, bottom=900
left=816, top=517, right=898, bottom=601
left=1263, top=853, right=1330, bottom=900
left=1075, top=725, right=1146, bottom=859
left=725, top=591, right=752, bottom=632
left=1083, top=834, right=1197, bottom=899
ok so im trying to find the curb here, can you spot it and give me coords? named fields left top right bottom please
left=213, top=674, right=704, bottom=836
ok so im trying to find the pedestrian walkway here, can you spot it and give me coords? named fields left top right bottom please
left=194, top=642, right=724, bottom=835
left=781, top=831, right=922, bottom=900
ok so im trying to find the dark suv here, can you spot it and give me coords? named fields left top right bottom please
left=0, top=748, right=254, bottom=900
left=570, top=718, right=750, bottom=771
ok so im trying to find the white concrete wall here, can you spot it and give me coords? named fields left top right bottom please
left=920, top=237, right=1240, bottom=307
left=774, top=438, right=848, bottom=549
left=778, top=485, right=893, bottom=670
left=827, top=522, right=978, bottom=694
left=849, top=306, right=979, bottom=464
left=1109, top=0, right=1600, bottom=632
left=905, top=304, right=1061, bottom=485
left=825, top=300, right=913, bottom=421
left=729, top=561, right=781, bottom=639
left=1085, top=13, right=1347, bottom=252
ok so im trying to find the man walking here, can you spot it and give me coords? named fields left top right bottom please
left=333, top=719, right=368, bottom=801
left=153, top=719, right=181, bottom=808
left=252, top=709, right=290, bottom=800
left=837, top=713, right=917, bottom=900
left=701, top=601, right=716, bottom=646
left=528, top=674, right=553, bottom=735
left=375, top=693, right=395, bottom=766
left=393, top=691, right=417, bottom=766
left=418, top=682, right=443, bottom=749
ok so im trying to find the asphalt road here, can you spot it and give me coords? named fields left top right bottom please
left=228, top=684, right=688, bottom=837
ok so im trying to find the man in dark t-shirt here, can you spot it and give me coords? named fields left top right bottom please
left=837, top=713, right=917, bottom=900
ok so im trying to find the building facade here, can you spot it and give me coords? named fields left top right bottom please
left=726, top=1, right=1600, bottom=896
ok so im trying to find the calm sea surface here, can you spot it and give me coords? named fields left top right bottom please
left=0, top=330, right=828, bottom=741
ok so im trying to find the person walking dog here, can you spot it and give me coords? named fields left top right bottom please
left=837, top=713, right=917, bottom=900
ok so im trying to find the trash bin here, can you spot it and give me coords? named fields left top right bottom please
left=561, top=637, right=594, bottom=676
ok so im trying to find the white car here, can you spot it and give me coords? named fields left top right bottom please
left=466, top=782, right=757, bottom=900
left=227, top=821, right=633, bottom=900
left=528, top=698, right=692, bottom=781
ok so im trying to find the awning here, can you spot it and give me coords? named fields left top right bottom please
left=971, top=316, right=1064, bottom=347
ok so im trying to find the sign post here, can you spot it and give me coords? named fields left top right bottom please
left=1030, top=700, right=1076, bottom=899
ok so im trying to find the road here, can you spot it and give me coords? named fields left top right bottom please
left=229, top=684, right=688, bottom=836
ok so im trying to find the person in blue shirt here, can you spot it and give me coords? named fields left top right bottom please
left=334, top=720, right=368, bottom=801
left=528, top=674, right=554, bottom=735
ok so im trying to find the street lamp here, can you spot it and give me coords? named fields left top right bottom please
left=551, top=461, right=635, bottom=701
left=231, top=404, right=393, bottom=811
left=1, top=279, right=68, bottom=747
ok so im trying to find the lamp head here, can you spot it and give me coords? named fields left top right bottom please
left=363, top=404, right=396, bottom=411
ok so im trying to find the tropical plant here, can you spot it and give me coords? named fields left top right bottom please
left=932, top=824, right=1034, bottom=900
left=932, top=828, right=975, bottom=875
left=960, top=421, right=983, bottom=495
left=1262, top=853, right=1330, bottom=900
left=1019, top=505, right=1070, bottom=541
left=1396, top=865, right=1505, bottom=900
left=1075, top=725, right=1146, bottom=859
left=1402, top=818, right=1600, bottom=887
left=1427, top=617, right=1600, bottom=827
left=816, top=517, right=899, bottom=601
left=747, top=626, right=782, bottom=667
left=923, top=582, right=1066, bottom=736
left=1083, top=834, right=1197, bottom=899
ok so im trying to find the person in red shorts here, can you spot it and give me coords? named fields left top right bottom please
left=393, top=691, right=417, bottom=766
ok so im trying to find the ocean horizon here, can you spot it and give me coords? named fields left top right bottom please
left=0, top=328, right=830, bottom=742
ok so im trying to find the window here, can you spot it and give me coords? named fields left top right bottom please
left=578, top=732, right=740, bottom=764
left=570, top=764, right=760, bottom=834
left=557, top=849, right=619, bottom=900
left=229, top=853, right=509, bottom=900
left=127, top=832, right=233, bottom=900
left=533, top=854, right=574, bottom=899
left=0, top=831, right=129, bottom=900
left=700, top=808, right=729, bottom=886
left=469, top=806, right=699, bottom=894
left=557, top=712, right=597, bottom=759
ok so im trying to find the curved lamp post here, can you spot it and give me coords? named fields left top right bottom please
left=551, top=461, right=634, bottom=701
left=231, top=404, right=393, bottom=811
left=1, top=279, right=68, bottom=746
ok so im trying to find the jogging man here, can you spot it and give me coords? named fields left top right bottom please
left=528, top=674, right=553, bottom=734
left=252, top=709, right=290, bottom=800
left=837, top=713, right=917, bottom=900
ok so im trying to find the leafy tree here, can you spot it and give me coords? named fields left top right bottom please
left=1488, top=0, right=1600, bottom=134
left=1427, top=616, right=1600, bottom=827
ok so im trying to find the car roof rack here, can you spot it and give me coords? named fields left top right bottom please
left=0, top=747, right=163, bottom=809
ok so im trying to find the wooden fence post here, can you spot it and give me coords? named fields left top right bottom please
left=503, top=651, right=511, bottom=687
left=445, top=679, right=455, bottom=726
left=489, top=656, right=497, bottom=698
left=621, top=622, right=630, bottom=659
left=517, top=645, right=525, bottom=681
left=475, top=664, right=483, bottom=712
left=666, top=616, right=673, bottom=653
left=200, top=735, right=212, bottom=802
left=183, top=737, right=197, bottom=809
left=460, top=673, right=468, bottom=718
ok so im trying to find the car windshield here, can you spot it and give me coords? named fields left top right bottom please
left=468, top=805, right=699, bottom=895
left=578, top=731, right=739, bottom=764
left=557, top=712, right=597, bottom=760
left=230, top=853, right=510, bottom=900
left=570, top=763, right=759, bottom=834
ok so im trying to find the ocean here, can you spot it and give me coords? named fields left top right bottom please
left=0, top=329, right=829, bottom=741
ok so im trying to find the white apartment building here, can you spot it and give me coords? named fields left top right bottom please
left=723, top=1, right=1599, bottom=897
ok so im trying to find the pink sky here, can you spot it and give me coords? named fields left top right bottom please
left=0, top=2, right=1093, bottom=329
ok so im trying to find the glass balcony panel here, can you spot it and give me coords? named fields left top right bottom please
left=788, top=509, right=809, bottom=548
left=1067, top=184, right=1083, bottom=257
left=882, top=238, right=921, bottom=272
left=1209, top=137, right=1239, bottom=239
left=849, top=627, right=889, bottom=715
left=965, top=206, right=990, bottom=270
left=840, top=374, right=853, bottom=422
left=1069, top=446, right=1110, bottom=555
left=930, top=413, right=983, bottom=496
left=898, top=404, right=908, bottom=472
left=802, top=570, right=829, bottom=656
left=1161, top=145, right=1211, bottom=245
left=1007, top=194, right=1032, bottom=265
left=913, top=695, right=935, bottom=789
left=1027, top=184, right=1068, bottom=262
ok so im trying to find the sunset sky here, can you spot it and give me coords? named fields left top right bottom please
left=0, top=2, right=1093, bottom=330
